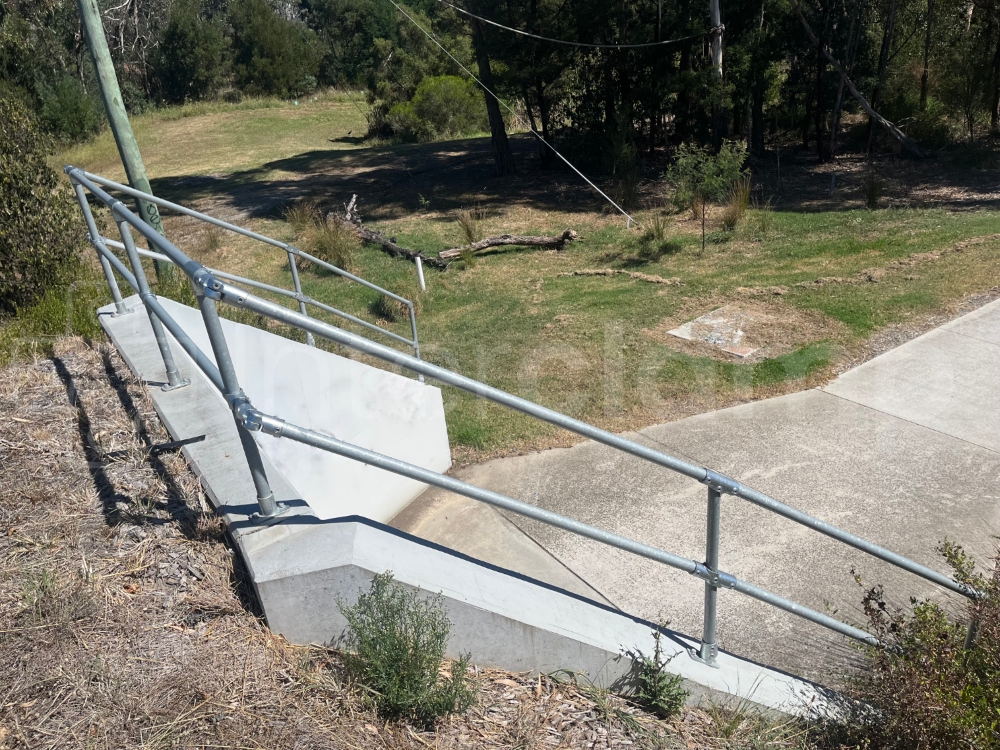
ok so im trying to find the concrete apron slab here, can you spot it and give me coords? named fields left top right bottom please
left=442, top=300, right=1000, bottom=684
left=98, top=297, right=828, bottom=716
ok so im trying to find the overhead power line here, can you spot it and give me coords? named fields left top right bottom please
left=437, top=0, right=711, bottom=49
left=387, top=0, right=640, bottom=227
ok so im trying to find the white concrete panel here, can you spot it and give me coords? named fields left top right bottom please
left=148, top=296, right=451, bottom=522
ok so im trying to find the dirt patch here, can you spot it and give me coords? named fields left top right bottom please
left=644, top=299, right=850, bottom=362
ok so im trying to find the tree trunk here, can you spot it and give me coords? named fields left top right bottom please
left=751, top=84, right=765, bottom=155
left=522, top=87, right=542, bottom=160
left=709, top=0, right=726, bottom=149
left=867, top=0, right=897, bottom=153
left=992, top=22, right=1000, bottom=133
left=814, top=0, right=832, bottom=162
left=795, top=1, right=929, bottom=157
left=469, top=17, right=516, bottom=176
left=536, top=80, right=555, bottom=167
left=830, top=0, right=863, bottom=156
left=920, top=0, right=935, bottom=110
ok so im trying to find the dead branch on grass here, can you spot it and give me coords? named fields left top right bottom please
left=330, top=195, right=578, bottom=268
left=437, top=229, right=579, bottom=260
left=558, top=269, right=684, bottom=285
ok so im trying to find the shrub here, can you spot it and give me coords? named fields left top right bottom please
left=284, top=204, right=359, bottom=272
left=740, top=197, right=775, bottom=242
left=39, top=76, right=103, bottom=142
left=863, top=165, right=884, bottom=210
left=720, top=174, right=751, bottom=231
left=634, top=215, right=678, bottom=262
left=629, top=627, right=687, bottom=720
left=664, top=140, right=748, bottom=216
left=339, top=572, right=476, bottom=725
left=456, top=206, right=486, bottom=246
left=387, top=75, right=486, bottom=142
left=0, top=99, right=84, bottom=317
left=154, top=0, right=229, bottom=104
left=842, top=541, right=1000, bottom=749
left=230, top=0, right=321, bottom=98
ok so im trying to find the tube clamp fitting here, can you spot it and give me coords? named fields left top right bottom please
left=192, top=268, right=223, bottom=299
left=702, top=469, right=741, bottom=496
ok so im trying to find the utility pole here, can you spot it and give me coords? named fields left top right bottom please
left=76, top=0, right=173, bottom=280
left=709, top=0, right=726, bottom=149
left=709, top=0, right=723, bottom=79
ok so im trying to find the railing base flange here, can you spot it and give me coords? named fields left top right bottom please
left=689, top=644, right=720, bottom=668
left=160, top=378, right=191, bottom=392
left=250, top=502, right=290, bottom=526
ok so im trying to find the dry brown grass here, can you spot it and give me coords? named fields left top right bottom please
left=0, top=336, right=818, bottom=749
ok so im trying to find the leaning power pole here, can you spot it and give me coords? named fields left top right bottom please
left=76, top=0, right=172, bottom=280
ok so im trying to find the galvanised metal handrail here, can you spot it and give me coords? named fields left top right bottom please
left=74, top=170, right=423, bottom=365
left=68, top=165, right=982, bottom=668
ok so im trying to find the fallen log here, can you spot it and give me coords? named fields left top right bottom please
left=438, top=229, right=579, bottom=260
left=328, top=197, right=449, bottom=269
left=329, top=195, right=578, bottom=268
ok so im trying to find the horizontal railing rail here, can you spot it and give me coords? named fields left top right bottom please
left=68, top=165, right=983, bottom=668
left=76, top=169, right=422, bottom=364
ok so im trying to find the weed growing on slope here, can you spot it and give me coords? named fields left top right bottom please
left=339, top=572, right=476, bottom=726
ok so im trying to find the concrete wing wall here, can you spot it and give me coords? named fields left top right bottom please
left=111, top=296, right=451, bottom=522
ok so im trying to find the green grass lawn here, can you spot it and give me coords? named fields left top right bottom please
left=55, top=91, right=370, bottom=181
left=46, top=100, right=1000, bottom=462
left=157, top=201, right=1000, bottom=462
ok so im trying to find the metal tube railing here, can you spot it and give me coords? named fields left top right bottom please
left=74, top=183, right=129, bottom=316
left=255, top=412, right=883, bottom=648
left=100, top=238, right=418, bottom=350
left=698, top=487, right=722, bottom=664
left=68, top=165, right=982, bottom=668
left=77, top=169, right=420, bottom=355
left=217, top=278, right=979, bottom=602
left=113, top=217, right=189, bottom=391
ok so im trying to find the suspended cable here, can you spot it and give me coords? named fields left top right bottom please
left=437, top=0, right=710, bottom=49
left=387, top=0, right=640, bottom=227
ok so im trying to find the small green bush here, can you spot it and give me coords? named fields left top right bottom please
left=842, top=541, right=1000, bottom=749
left=664, top=140, right=748, bottom=215
left=0, top=98, right=85, bottom=317
left=629, top=627, right=687, bottom=720
left=633, top=215, right=679, bottom=263
left=39, top=76, right=103, bottom=142
left=284, top=204, right=359, bottom=272
left=339, top=572, right=476, bottom=725
left=456, top=206, right=486, bottom=246
left=387, top=76, right=486, bottom=142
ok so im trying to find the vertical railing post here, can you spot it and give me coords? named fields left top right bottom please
left=408, top=302, right=424, bottom=383
left=193, top=283, right=284, bottom=521
left=698, top=487, right=722, bottom=666
left=964, top=601, right=982, bottom=650
left=415, top=255, right=426, bottom=292
left=72, top=183, right=130, bottom=316
left=286, top=248, right=315, bottom=347
left=114, top=212, right=189, bottom=391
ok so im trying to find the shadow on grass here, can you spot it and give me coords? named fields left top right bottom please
left=147, top=134, right=607, bottom=223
